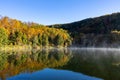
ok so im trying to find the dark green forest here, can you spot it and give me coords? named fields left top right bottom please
left=50, top=12, right=120, bottom=47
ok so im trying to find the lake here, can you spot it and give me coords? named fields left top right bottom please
left=0, top=48, right=120, bottom=80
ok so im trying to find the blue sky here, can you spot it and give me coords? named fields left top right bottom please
left=0, top=0, right=120, bottom=25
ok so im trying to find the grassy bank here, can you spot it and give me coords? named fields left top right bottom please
left=0, top=45, right=32, bottom=52
left=0, top=45, right=67, bottom=52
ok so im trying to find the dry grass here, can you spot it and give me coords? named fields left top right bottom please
left=0, top=45, right=32, bottom=52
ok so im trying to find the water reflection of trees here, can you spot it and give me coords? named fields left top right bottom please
left=0, top=49, right=72, bottom=80
left=61, top=49, right=120, bottom=80
left=2, top=49, right=120, bottom=80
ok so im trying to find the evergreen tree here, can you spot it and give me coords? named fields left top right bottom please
left=0, top=28, right=8, bottom=45
left=38, top=34, right=42, bottom=46
left=54, top=34, right=64, bottom=46
left=42, top=34, right=49, bottom=46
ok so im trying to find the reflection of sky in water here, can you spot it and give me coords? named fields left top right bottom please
left=7, top=68, right=102, bottom=80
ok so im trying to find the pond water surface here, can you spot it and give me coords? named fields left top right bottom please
left=0, top=48, right=120, bottom=80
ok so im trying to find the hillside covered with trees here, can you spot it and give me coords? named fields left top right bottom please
left=0, top=16, right=72, bottom=47
left=2, top=13, right=120, bottom=48
left=50, top=12, right=120, bottom=47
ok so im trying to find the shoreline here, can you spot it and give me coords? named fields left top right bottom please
left=1, top=45, right=120, bottom=52
left=0, top=45, right=68, bottom=52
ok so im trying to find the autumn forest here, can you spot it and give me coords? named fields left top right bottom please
left=1, top=13, right=120, bottom=48
left=0, top=16, right=72, bottom=48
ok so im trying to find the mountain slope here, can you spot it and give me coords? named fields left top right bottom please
left=50, top=13, right=120, bottom=47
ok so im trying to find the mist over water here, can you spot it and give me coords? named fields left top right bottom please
left=68, top=47, right=120, bottom=52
